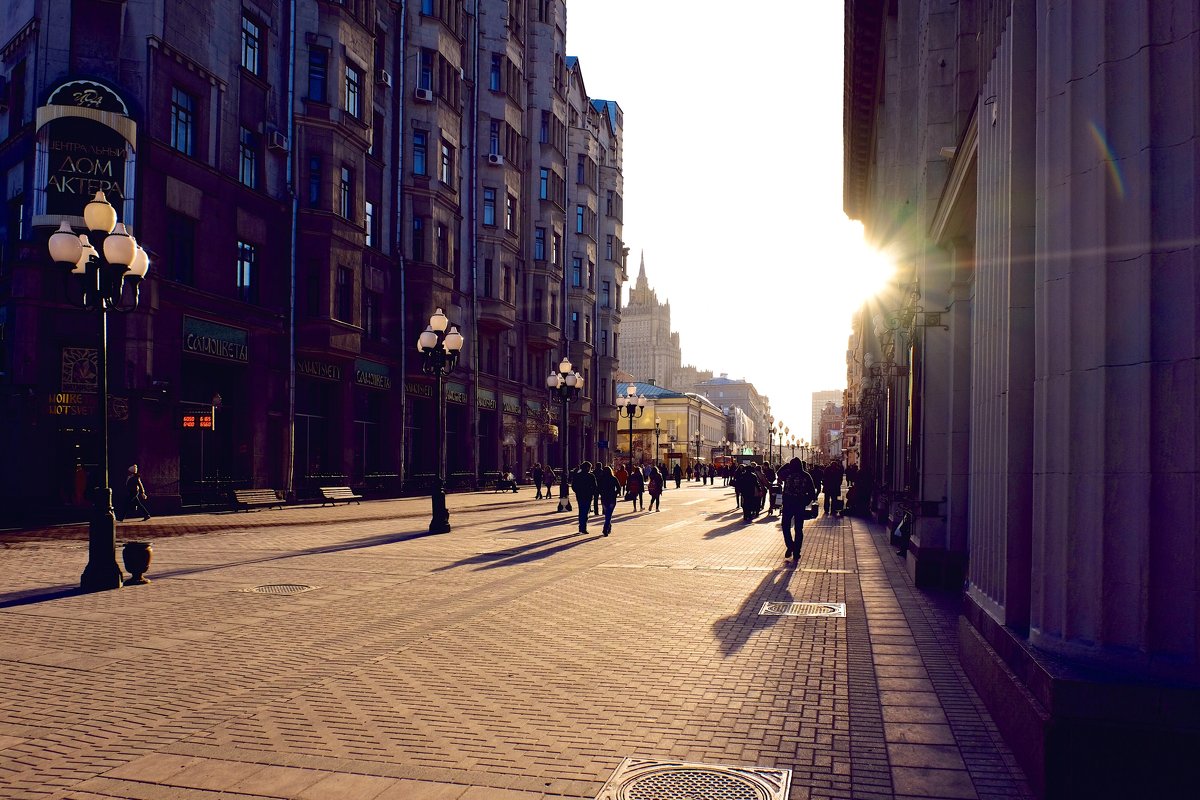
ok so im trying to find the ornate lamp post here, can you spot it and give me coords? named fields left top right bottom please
left=779, top=424, right=788, bottom=465
left=653, top=417, right=663, bottom=464
left=47, top=192, right=150, bottom=592
left=47, top=193, right=151, bottom=592
left=616, top=383, right=647, bottom=470
left=417, top=307, right=464, bottom=533
left=547, top=357, right=583, bottom=512
left=692, top=431, right=703, bottom=473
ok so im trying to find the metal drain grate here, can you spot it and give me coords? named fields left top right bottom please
left=596, top=757, right=790, bottom=800
left=800, top=568, right=856, bottom=574
left=759, top=601, right=846, bottom=617
left=243, top=584, right=316, bottom=596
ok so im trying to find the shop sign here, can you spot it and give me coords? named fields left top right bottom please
left=61, top=347, right=97, bottom=391
left=501, top=394, right=520, bottom=415
left=405, top=381, right=433, bottom=398
left=183, top=316, right=248, bottom=363
left=297, top=358, right=342, bottom=381
left=47, top=391, right=94, bottom=417
left=354, top=358, right=391, bottom=390
left=446, top=382, right=467, bottom=404
left=476, top=388, right=497, bottom=410
left=37, top=80, right=137, bottom=222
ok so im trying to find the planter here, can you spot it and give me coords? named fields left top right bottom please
left=122, top=541, right=153, bottom=585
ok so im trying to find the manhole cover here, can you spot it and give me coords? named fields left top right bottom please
left=597, top=757, right=790, bottom=800
left=243, top=584, right=316, bottom=595
left=759, top=601, right=845, bottom=617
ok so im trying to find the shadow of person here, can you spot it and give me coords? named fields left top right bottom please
left=711, top=564, right=795, bottom=657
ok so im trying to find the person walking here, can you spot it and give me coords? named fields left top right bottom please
left=778, top=457, right=817, bottom=561
left=532, top=463, right=544, bottom=499
left=597, top=465, right=621, bottom=535
left=823, top=459, right=845, bottom=514
left=543, top=465, right=556, bottom=500
left=647, top=465, right=664, bottom=512
left=673, top=462, right=682, bottom=489
left=119, top=464, right=151, bottom=522
left=736, top=464, right=761, bottom=522
left=570, top=461, right=597, bottom=534
left=614, top=463, right=628, bottom=496
left=626, top=465, right=645, bottom=510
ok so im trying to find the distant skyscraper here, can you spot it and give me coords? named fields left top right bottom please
left=620, top=254, right=682, bottom=387
left=811, top=390, right=841, bottom=441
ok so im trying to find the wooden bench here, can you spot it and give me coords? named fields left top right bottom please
left=319, top=486, right=362, bottom=506
left=493, top=477, right=519, bottom=493
left=230, top=488, right=283, bottom=512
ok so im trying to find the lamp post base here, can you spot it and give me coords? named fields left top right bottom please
left=429, top=481, right=451, bottom=533
left=81, top=489, right=123, bottom=592
left=557, top=480, right=572, bottom=512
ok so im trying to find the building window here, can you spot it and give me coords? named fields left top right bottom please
left=345, top=64, right=362, bottom=118
left=571, top=258, right=582, bottom=287
left=308, top=47, right=328, bottom=102
left=502, top=266, right=512, bottom=302
left=606, top=234, right=613, bottom=261
left=412, top=216, right=425, bottom=261
left=307, top=157, right=321, bottom=207
left=576, top=204, right=585, bottom=233
left=364, top=201, right=375, bottom=247
left=550, top=293, right=558, bottom=324
left=241, top=16, right=261, bottom=74
left=533, top=289, right=543, bottom=322
left=585, top=314, right=591, bottom=343
left=489, top=119, right=500, bottom=155
left=413, top=130, right=427, bottom=175
left=236, top=241, right=256, bottom=303
left=571, top=311, right=580, bottom=340
left=339, top=166, right=353, bottom=219
left=440, top=142, right=453, bottom=184
left=606, top=190, right=613, bottom=216
left=506, top=345, right=517, bottom=380
left=483, top=259, right=493, bottom=297
left=600, top=328, right=609, bottom=356
left=166, top=212, right=195, bottom=285
left=436, top=223, right=448, bottom=267
left=364, top=289, right=381, bottom=340
left=418, top=49, right=434, bottom=91
left=490, top=54, right=502, bottom=91
left=483, top=187, right=496, bottom=226
left=539, top=168, right=549, bottom=200
left=505, top=194, right=516, bottom=231
left=587, top=261, right=594, bottom=289
left=169, top=88, right=195, bottom=156
left=576, top=154, right=585, bottom=183
left=551, top=232, right=560, bottom=265
left=238, top=127, right=257, bottom=188
left=539, top=111, right=549, bottom=143
left=601, top=280, right=611, bottom=308
left=421, top=0, right=433, bottom=14
left=534, top=227, right=546, bottom=261
left=335, top=266, right=353, bottom=322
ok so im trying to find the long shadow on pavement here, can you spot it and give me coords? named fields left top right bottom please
left=0, top=585, right=82, bottom=609
left=711, top=564, right=795, bottom=657
left=472, top=533, right=600, bottom=570
left=434, top=531, right=589, bottom=572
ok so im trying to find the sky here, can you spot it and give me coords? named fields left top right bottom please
left=565, top=1, right=894, bottom=442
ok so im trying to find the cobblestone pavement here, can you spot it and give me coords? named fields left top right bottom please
left=0, top=483, right=1032, bottom=800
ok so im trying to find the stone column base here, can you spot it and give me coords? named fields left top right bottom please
left=903, top=533, right=965, bottom=589
left=959, top=593, right=1200, bottom=799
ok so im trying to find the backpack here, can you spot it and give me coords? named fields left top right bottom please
left=783, top=469, right=814, bottom=503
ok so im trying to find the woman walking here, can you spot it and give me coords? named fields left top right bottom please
left=626, top=466, right=645, bottom=511
left=647, top=465, right=664, bottom=512
left=597, top=465, right=621, bottom=535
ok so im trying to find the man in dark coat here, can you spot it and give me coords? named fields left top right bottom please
left=532, top=463, right=545, bottom=499
left=571, top=461, right=597, bottom=534
left=823, top=459, right=846, bottom=514
left=778, top=458, right=817, bottom=561
left=673, top=462, right=683, bottom=488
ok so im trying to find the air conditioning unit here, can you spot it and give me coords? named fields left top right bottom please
left=487, top=153, right=504, bottom=166
left=414, top=87, right=433, bottom=102
left=268, top=131, right=288, bottom=152
left=376, top=69, right=392, bottom=88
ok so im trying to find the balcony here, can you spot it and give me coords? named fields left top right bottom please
left=525, top=321, right=559, bottom=350
left=478, top=297, right=517, bottom=332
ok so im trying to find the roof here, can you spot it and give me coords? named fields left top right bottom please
left=617, top=383, right=723, bottom=413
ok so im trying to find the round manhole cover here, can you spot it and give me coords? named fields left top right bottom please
left=248, top=584, right=315, bottom=595
left=624, top=768, right=767, bottom=800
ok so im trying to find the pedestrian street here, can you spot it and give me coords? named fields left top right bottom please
left=0, top=484, right=1030, bottom=800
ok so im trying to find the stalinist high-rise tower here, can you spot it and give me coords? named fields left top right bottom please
left=620, top=254, right=683, bottom=387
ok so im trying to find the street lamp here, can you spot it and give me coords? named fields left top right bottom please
left=47, top=191, right=151, bottom=592
left=616, top=383, right=647, bottom=470
left=692, top=431, right=703, bottom=473
left=417, top=307, right=464, bottom=533
left=547, top=357, right=583, bottom=512
left=653, top=417, right=663, bottom=464
left=779, top=423, right=788, bottom=465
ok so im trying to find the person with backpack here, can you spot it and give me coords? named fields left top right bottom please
left=779, top=457, right=817, bottom=561
left=626, top=465, right=645, bottom=510
left=597, top=465, right=621, bottom=535
left=647, top=465, right=664, bottom=512
left=570, top=461, right=597, bottom=534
